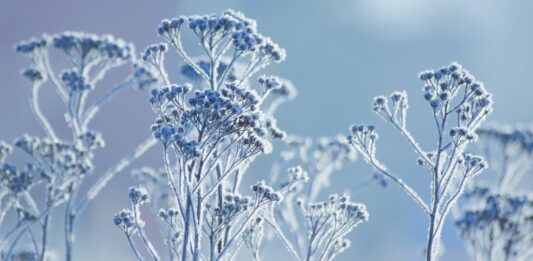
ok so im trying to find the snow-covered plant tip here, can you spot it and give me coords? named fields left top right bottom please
left=347, top=62, right=493, bottom=261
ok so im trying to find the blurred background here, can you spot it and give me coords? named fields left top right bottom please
left=1, top=0, right=532, bottom=260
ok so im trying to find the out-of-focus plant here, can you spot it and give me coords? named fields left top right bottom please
left=258, top=136, right=368, bottom=261
left=346, top=62, right=493, bottom=261
left=456, top=125, right=533, bottom=261
left=0, top=32, right=157, bottom=260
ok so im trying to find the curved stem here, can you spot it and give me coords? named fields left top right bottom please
left=76, top=136, right=157, bottom=213
left=133, top=205, right=160, bottom=260
left=263, top=207, right=301, bottom=261
left=126, top=233, right=145, bottom=261
left=82, top=77, right=133, bottom=129
left=30, top=82, right=58, bottom=141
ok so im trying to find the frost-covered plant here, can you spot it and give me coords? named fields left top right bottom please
left=347, top=62, right=493, bottom=260
left=115, top=10, right=369, bottom=261
left=245, top=136, right=368, bottom=261
left=1, top=32, right=156, bottom=260
left=113, top=10, right=298, bottom=261
left=456, top=125, right=533, bottom=260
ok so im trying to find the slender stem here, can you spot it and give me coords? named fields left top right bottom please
left=82, top=77, right=133, bottom=129
left=76, top=136, right=157, bottom=213
left=391, top=121, right=434, bottom=168
left=364, top=153, right=431, bottom=214
left=30, top=81, right=58, bottom=141
left=40, top=212, right=50, bottom=261
left=133, top=204, right=160, bottom=260
left=126, top=233, right=145, bottom=261
left=42, top=50, right=69, bottom=102
left=65, top=185, right=75, bottom=261
left=263, top=208, right=301, bottom=261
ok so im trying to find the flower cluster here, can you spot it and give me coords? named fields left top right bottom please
left=113, top=209, right=136, bottom=234
left=297, top=195, right=369, bottom=260
left=0, top=162, right=38, bottom=195
left=61, top=70, right=92, bottom=93
left=14, top=135, right=95, bottom=182
left=348, top=62, right=492, bottom=261
left=251, top=181, right=282, bottom=202
left=15, top=37, right=47, bottom=55
left=52, top=31, right=133, bottom=66
left=457, top=191, right=533, bottom=261
left=133, top=62, right=161, bottom=91
left=155, top=10, right=285, bottom=88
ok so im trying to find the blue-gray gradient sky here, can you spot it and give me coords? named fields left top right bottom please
left=1, top=1, right=532, bottom=260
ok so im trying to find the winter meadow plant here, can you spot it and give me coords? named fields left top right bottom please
left=1, top=31, right=157, bottom=260
left=1, top=8, right=531, bottom=261
left=347, top=63, right=493, bottom=261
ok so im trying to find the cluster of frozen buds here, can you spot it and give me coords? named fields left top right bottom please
left=114, top=187, right=160, bottom=260
left=14, top=135, right=96, bottom=182
left=61, top=70, right=92, bottom=93
left=128, top=187, right=149, bottom=206
left=421, top=63, right=492, bottom=126
left=16, top=32, right=133, bottom=82
left=206, top=194, right=252, bottom=223
left=149, top=81, right=276, bottom=155
left=251, top=181, right=282, bottom=202
left=131, top=167, right=175, bottom=210
left=113, top=209, right=136, bottom=234
left=372, top=91, right=409, bottom=128
left=51, top=31, right=133, bottom=65
left=347, top=125, right=378, bottom=162
left=153, top=9, right=285, bottom=88
left=457, top=153, right=487, bottom=177
left=296, top=195, right=369, bottom=260
left=0, top=161, right=39, bottom=195
left=133, top=62, right=161, bottom=91
left=456, top=190, right=533, bottom=261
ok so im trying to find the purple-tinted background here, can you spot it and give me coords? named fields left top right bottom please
left=1, top=0, right=532, bottom=260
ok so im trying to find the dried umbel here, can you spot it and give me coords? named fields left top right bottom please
left=2, top=30, right=156, bottom=261
left=347, top=62, right=492, bottom=261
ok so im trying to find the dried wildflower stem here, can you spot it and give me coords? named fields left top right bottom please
left=82, top=77, right=134, bottom=129
left=356, top=144, right=431, bottom=214
left=76, top=136, right=157, bottom=213
left=29, top=81, right=58, bottom=141
left=263, top=207, right=300, bottom=261
left=133, top=204, right=160, bottom=260
left=349, top=63, right=492, bottom=261
left=127, top=233, right=145, bottom=261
